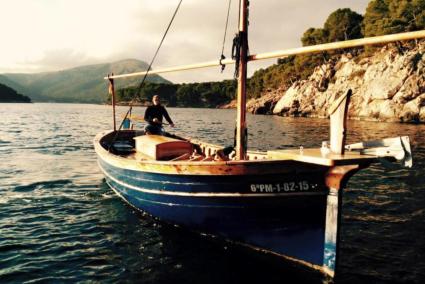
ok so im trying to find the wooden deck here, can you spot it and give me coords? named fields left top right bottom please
left=125, top=147, right=377, bottom=167
left=267, top=148, right=377, bottom=167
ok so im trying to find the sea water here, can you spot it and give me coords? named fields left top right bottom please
left=1, top=103, right=424, bottom=283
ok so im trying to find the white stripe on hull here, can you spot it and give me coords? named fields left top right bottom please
left=98, top=159, right=327, bottom=198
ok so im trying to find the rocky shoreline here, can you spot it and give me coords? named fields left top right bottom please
left=231, top=41, right=424, bottom=123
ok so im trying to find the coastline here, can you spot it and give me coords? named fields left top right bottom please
left=0, top=101, right=32, bottom=103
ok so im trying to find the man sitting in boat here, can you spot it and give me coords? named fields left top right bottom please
left=144, top=95, right=175, bottom=135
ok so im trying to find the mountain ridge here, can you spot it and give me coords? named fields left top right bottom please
left=0, top=59, right=170, bottom=103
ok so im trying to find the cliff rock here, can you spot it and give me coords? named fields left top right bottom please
left=247, top=89, right=284, bottom=114
left=270, top=41, right=425, bottom=122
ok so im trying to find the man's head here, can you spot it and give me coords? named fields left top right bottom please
left=152, top=95, right=160, bottom=105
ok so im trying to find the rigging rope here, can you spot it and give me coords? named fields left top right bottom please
left=108, top=0, right=183, bottom=152
left=134, top=0, right=183, bottom=103
left=219, top=0, right=232, bottom=72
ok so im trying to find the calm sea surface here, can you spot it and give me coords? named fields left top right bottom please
left=1, top=103, right=424, bottom=283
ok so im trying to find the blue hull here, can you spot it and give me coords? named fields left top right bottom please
left=98, top=157, right=329, bottom=267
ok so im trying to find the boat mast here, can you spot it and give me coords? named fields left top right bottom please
left=235, top=0, right=249, bottom=160
left=108, top=74, right=117, bottom=131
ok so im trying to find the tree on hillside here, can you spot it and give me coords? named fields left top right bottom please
left=413, top=0, right=425, bottom=28
left=363, top=0, right=391, bottom=36
left=363, top=0, right=425, bottom=37
left=176, top=84, right=202, bottom=107
left=294, top=54, right=328, bottom=80
left=150, top=84, right=177, bottom=106
left=116, top=86, right=137, bottom=102
left=301, top=8, right=363, bottom=46
left=324, top=8, right=363, bottom=42
left=301, top=28, right=329, bottom=46
left=387, top=0, right=425, bottom=31
left=248, top=69, right=266, bottom=98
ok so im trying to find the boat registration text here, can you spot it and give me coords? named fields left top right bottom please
left=250, top=181, right=319, bottom=193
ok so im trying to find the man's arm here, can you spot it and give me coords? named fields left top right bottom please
left=162, top=107, right=174, bottom=126
left=144, top=107, right=153, bottom=123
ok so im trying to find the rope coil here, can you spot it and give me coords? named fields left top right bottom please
left=232, top=33, right=241, bottom=78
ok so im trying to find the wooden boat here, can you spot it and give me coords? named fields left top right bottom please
left=94, top=0, right=423, bottom=278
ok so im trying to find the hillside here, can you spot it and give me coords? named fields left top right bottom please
left=244, top=0, right=425, bottom=122
left=0, top=75, right=35, bottom=99
left=0, top=83, right=31, bottom=103
left=0, top=59, right=170, bottom=103
left=269, top=41, right=425, bottom=122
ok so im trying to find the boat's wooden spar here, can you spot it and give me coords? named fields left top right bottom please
left=104, top=30, right=425, bottom=80
left=250, top=30, right=425, bottom=61
left=104, top=58, right=236, bottom=79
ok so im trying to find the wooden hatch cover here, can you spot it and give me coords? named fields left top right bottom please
left=134, top=135, right=193, bottom=160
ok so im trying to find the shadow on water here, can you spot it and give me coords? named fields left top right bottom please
left=144, top=228, right=326, bottom=284
left=95, top=179, right=325, bottom=284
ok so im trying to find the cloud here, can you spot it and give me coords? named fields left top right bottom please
left=21, top=49, right=93, bottom=71
left=0, top=0, right=370, bottom=81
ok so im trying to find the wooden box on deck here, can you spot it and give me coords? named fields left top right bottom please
left=134, top=135, right=193, bottom=160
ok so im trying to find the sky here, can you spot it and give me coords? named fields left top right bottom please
left=0, top=0, right=370, bottom=83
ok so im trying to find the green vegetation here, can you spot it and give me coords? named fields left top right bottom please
left=0, top=83, right=31, bottom=103
left=0, top=59, right=169, bottom=103
left=113, top=80, right=236, bottom=108
left=302, top=8, right=363, bottom=45
left=363, top=0, right=425, bottom=37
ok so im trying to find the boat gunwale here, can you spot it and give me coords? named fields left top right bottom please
left=94, top=130, right=300, bottom=167
left=94, top=130, right=328, bottom=176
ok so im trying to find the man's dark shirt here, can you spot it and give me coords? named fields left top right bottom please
left=144, top=104, right=173, bottom=125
